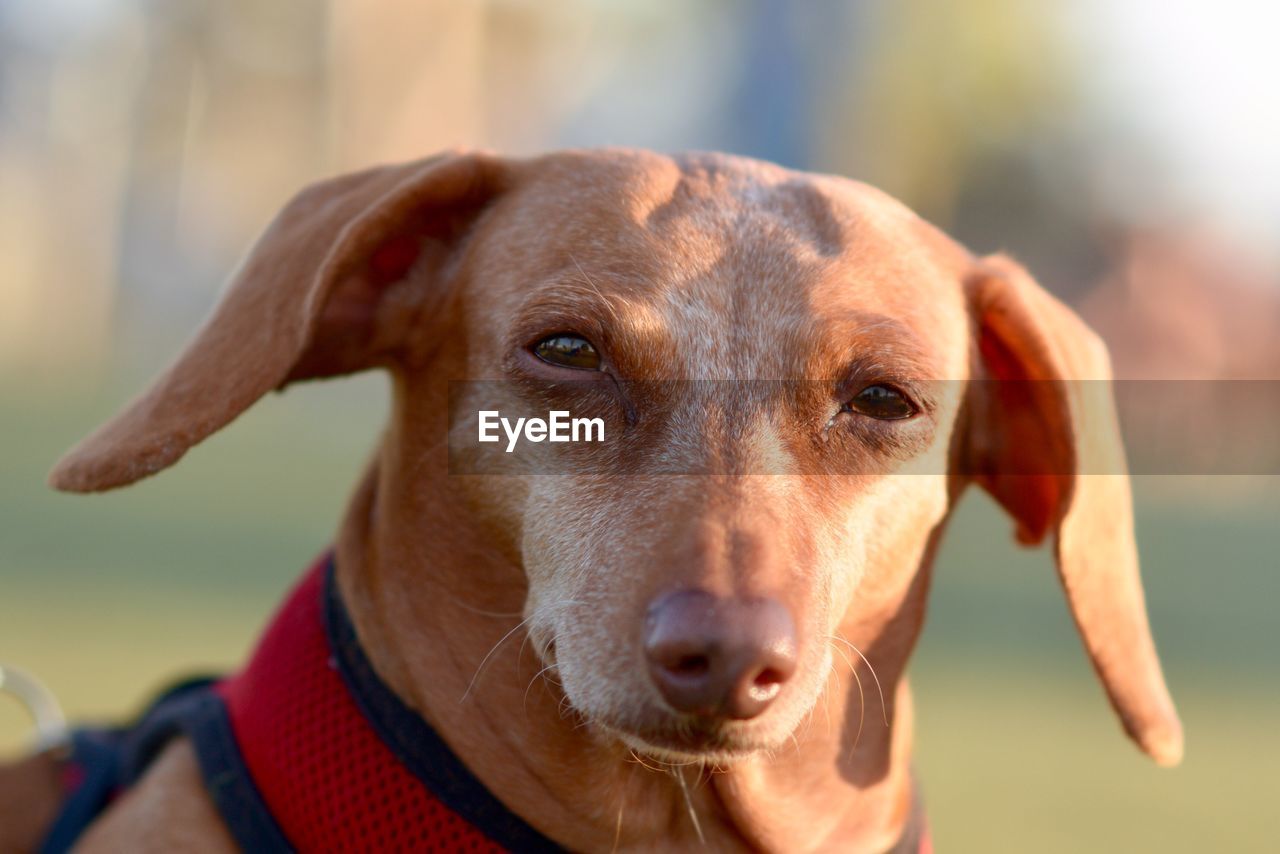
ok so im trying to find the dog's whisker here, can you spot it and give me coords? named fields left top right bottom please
left=521, top=662, right=559, bottom=716
left=458, top=596, right=595, bottom=706
left=516, top=625, right=535, bottom=671
left=649, top=755, right=703, bottom=770
left=827, top=633, right=889, bottom=726
left=822, top=659, right=837, bottom=735
left=446, top=599, right=525, bottom=618
left=627, top=748, right=666, bottom=775
left=672, top=766, right=706, bottom=847
left=611, top=762, right=636, bottom=854
left=624, top=744, right=705, bottom=772
left=828, top=639, right=866, bottom=759
left=560, top=693, right=585, bottom=724
left=460, top=616, right=532, bottom=703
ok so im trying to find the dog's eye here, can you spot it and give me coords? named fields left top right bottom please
left=532, top=334, right=602, bottom=370
left=844, top=384, right=916, bottom=421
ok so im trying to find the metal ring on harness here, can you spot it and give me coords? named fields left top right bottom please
left=0, top=663, right=68, bottom=752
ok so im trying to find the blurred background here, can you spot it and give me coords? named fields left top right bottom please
left=1, top=0, right=1276, bottom=850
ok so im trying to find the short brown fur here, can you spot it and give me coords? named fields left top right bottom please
left=8, top=149, right=1179, bottom=852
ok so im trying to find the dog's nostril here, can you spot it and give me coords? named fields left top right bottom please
left=672, top=654, right=710, bottom=677
left=753, top=667, right=785, bottom=690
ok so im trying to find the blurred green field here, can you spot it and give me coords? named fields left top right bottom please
left=2, top=373, right=1276, bottom=852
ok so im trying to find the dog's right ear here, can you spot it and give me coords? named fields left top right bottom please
left=50, top=152, right=511, bottom=493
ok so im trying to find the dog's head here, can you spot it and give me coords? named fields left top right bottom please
left=52, top=150, right=1181, bottom=767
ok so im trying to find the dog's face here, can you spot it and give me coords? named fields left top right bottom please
left=51, top=149, right=1183, bottom=767
left=433, top=152, right=973, bottom=758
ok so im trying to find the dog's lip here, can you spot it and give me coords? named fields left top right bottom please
left=608, top=717, right=773, bottom=762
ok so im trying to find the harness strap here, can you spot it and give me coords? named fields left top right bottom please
left=213, top=556, right=555, bottom=852
left=40, top=554, right=933, bottom=852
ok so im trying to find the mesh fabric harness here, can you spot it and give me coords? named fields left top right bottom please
left=40, top=554, right=930, bottom=852
left=211, top=557, right=551, bottom=851
left=39, top=557, right=557, bottom=853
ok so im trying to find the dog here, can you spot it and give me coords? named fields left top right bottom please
left=1, top=148, right=1181, bottom=852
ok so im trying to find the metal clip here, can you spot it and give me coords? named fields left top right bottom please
left=0, top=664, right=68, bottom=752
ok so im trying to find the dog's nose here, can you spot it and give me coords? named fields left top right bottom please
left=644, top=589, right=798, bottom=720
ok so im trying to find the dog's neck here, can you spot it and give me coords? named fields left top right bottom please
left=334, top=450, right=930, bottom=852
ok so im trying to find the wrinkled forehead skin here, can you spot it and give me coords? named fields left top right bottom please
left=462, top=149, right=976, bottom=384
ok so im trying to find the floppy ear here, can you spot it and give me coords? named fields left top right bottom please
left=966, top=253, right=1183, bottom=767
left=50, top=151, right=510, bottom=493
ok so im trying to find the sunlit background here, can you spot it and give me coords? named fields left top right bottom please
left=1, top=1, right=1276, bottom=851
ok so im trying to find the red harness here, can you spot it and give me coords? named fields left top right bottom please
left=215, top=559, right=512, bottom=851
left=45, top=554, right=929, bottom=852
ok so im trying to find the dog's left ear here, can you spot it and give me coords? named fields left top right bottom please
left=50, top=151, right=511, bottom=493
left=966, top=253, right=1183, bottom=767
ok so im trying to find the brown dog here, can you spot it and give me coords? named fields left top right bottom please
left=6, top=149, right=1180, bottom=852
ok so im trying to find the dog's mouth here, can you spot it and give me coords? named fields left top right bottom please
left=603, top=717, right=781, bottom=765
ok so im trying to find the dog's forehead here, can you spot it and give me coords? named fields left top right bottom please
left=480, top=149, right=973, bottom=377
